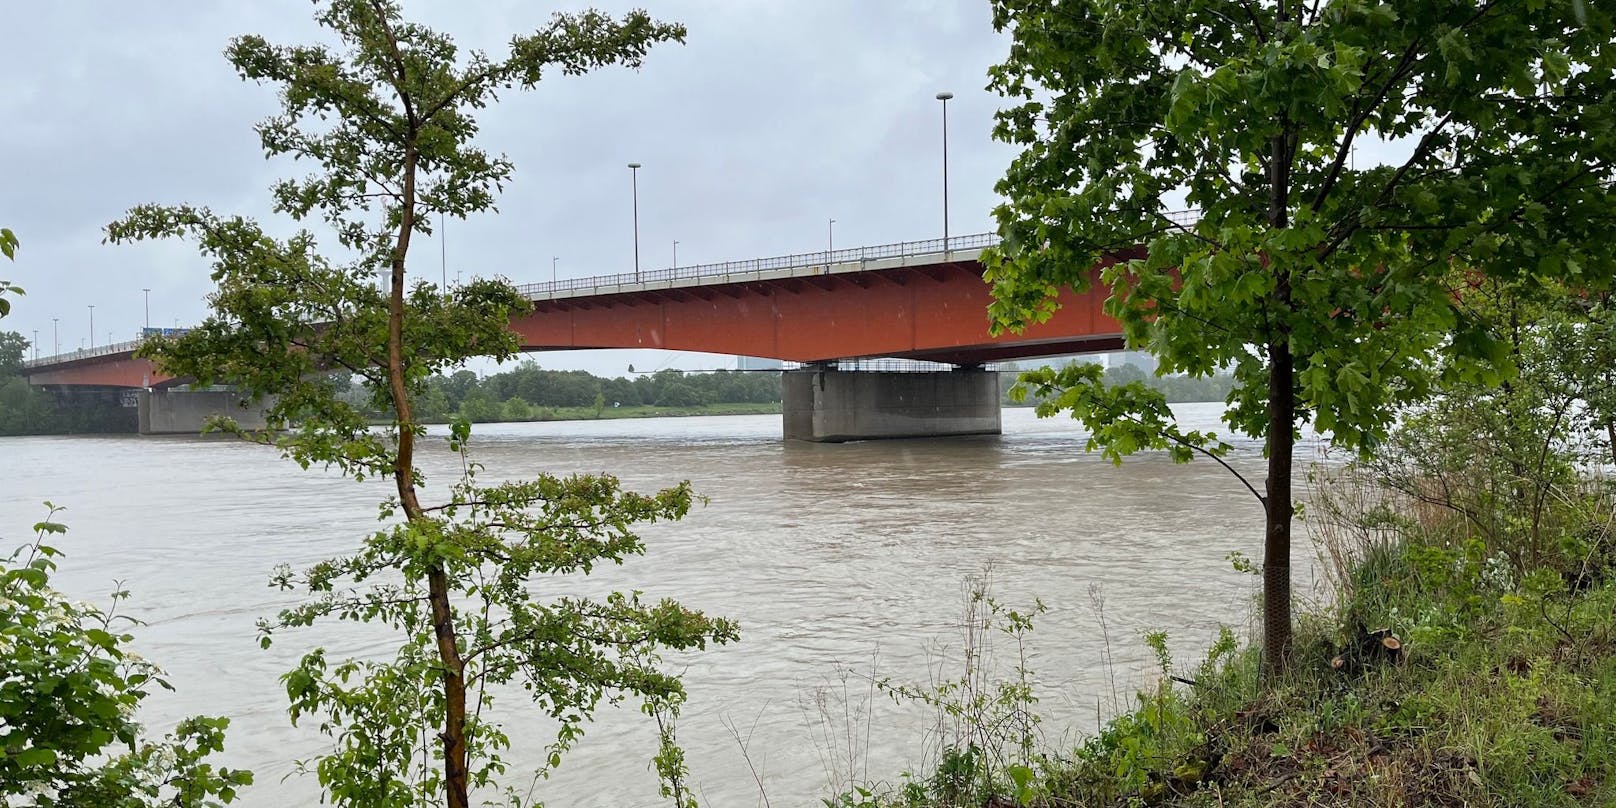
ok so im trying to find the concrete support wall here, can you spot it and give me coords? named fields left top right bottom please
left=782, top=368, right=1002, bottom=442
left=137, top=390, right=269, bottom=436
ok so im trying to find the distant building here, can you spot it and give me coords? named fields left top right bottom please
left=737, top=355, right=784, bottom=371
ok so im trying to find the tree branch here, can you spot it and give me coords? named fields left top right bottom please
left=1312, top=37, right=1427, bottom=214
left=364, top=0, right=418, bottom=128
left=1317, top=110, right=1455, bottom=260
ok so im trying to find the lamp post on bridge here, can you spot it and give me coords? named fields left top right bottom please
left=88, top=305, right=95, bottom=349
left=552, top=256, right=559, bottom=285
left=936, top=91, right=954, bottom=254
left=142, top=288, right=150, bottom=331
left=627, top=162, right=642, bottom=282
left=672, top=240, right=678, bottom=270
left=828, top=218, right=835, bottom=260
left=52, top=318, right=58, bottom=355
left=32, top=330, right=38, bottom=361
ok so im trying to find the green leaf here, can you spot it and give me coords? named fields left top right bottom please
left=12, top=746, right=57, bottom=767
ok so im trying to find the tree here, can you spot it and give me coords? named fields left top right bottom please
left=0, top=330, right=28, bottom=375
left=439, top=369, right=479, bottom=408
left=985, top=0, right=1616, bottom=677
left=0, top=331, right=56, bottom=435
left=499, top=394, right=533, bottom=422
left=1366, top=280, right=1616, bottom=572
left=655, top=380, right=706, bottom=408
left=0, top=226, right=18, bottom=318
left=457, top=390, right=500, bottom=424
left=1555, top=298, right=1616, bottom=465
left=107, top=3, right=735, bottom=806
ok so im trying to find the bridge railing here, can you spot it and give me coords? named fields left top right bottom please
left=25, top=338, right=147, bottom=370
left=513, top=231, right=1003, bottom=299
left=512, top=209, right=1200, bottom=299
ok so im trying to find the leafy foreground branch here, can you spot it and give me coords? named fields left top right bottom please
left=1, top=506, right=252, bottom=806
left=107, top=3, right=735, bottom=806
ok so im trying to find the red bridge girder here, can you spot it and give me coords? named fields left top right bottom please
left=27, top=354, right=176, bottom=389
left=512, top=257, right=1129, bottom=364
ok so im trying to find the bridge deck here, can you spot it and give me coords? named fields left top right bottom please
left=23, top=218, right=1198, bottom=385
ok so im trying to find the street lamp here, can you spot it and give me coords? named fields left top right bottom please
left=627, top=162, right=642, bottom=282
left=52, top=318, right=58, bottom=354
left=88, top=305, right=95, bottom=349
left=32, top=330, right=38, bottom=361
left=672, top=240, right=679, bottom=270
left=552, top=256, right=559, bottom=284
left=142, top=288, right=151, bottom=331
left=936, top=91, right=954, bottom=252
left=828, top=218, right=836, bottom=259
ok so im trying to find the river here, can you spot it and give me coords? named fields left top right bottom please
left=0, top=404, right=1323, bottom=807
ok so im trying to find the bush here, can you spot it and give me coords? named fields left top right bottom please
left=1, top=504, right=251, bottom=805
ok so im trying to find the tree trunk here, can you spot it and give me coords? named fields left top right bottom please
left=428, top=568, right=469, bottom=808
left=1263, top=56, right=1295, bottom=679
left=386, top=143, right=470, bottom=808
left=1262, top=336, right=1295, bottom=679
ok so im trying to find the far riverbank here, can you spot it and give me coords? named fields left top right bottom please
left=419, top=401, right=781, bottom=424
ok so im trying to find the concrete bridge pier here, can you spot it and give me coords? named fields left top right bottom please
left=137, top=389, right=270, bottom=436
left=782, top=366, right=1002, bottom=442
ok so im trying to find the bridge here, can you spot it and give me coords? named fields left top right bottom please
left=24, top=228, right=1160, bottom=440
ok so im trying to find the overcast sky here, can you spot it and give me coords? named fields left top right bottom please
left=3, top=1, right=1021, bottom=376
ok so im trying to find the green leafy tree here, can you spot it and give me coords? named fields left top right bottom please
left=1556, top=298, right=1616, bottom=465
left=438, top=369, right=480, bottom=409
left=498, top=394, right=532, bottom=422
left=413, top=382, right=451, bottom=422
left=107, top=3, right=735, bottom=807
left=0, top=330, right=57, bottom=436
left=655, top=380, right=706, bottom=408
left=1, top=506, right=252, bottom=805
left=1374, top=282, right=1616, bottom=558
left=0, top=226, right=19, bottom=318
left=985, top=0, right=1616, bottom=676
left=457, top=390, right=500, bottom=424
left=0, top=330, right=29, bottom=375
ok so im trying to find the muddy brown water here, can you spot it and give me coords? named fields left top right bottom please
left=0, top=404, right=1322, bottom=807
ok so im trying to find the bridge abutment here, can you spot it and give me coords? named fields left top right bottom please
left=782, top=367, right=1002, bottom=442
left=137, top=390, right=270, bottom=435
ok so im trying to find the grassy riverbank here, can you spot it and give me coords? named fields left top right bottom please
left=837, top=464, right=1616, bottom=807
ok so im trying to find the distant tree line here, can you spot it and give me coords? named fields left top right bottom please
left=0, top=331, right=134, bottom=435
left=0, top=339, right=784, bottom=435
left=371, top=361, right=782, bottom=423
left=1000, top=361, right=1236, bottom=406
